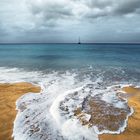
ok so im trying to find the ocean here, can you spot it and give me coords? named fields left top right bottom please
left=0, top=43, right=140, bottom=140
left=0, top=43, right=140, bottom=71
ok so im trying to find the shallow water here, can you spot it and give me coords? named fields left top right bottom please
left=0, top=44, right=140, bottom=140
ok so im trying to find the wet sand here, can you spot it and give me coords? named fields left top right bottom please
left=0, top=82, right=41, bottom=140
left=1, top=83, right=139, bottom=140
left=99, top=86, right=140, bottom=140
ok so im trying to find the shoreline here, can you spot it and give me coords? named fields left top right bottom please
left=0, top=82, right=41, bottom=140
left=0, top=82, right=140, bottom=140
left=99, top=86, right=140, bottom=140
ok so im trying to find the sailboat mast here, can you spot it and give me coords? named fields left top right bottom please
left=78, top=37, right=81, bottom=44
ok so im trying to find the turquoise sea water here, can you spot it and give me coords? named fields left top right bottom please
left=0, top=43, right=140, bottom=83
left=0, top=43, right=140, bottom=70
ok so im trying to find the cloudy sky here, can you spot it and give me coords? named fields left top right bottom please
left=0, top=0, right=140, bottom=43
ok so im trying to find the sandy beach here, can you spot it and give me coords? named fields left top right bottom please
left=0, top=82, right=41, bottom=140
left=0, top=81, right=140, bottom=140
left=99, top=86, right=140, bottom=140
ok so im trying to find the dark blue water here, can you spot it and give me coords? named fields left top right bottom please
left=0, top=43, right=140, bottom=71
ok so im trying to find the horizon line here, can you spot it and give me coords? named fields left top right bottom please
left=0, top=42, right=140, bottom=45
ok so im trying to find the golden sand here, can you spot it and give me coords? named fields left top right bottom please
left=1, top=83, right=139, bottom=140
left=99, top=86, right=140, bottom=140
left=0, top=82, right=41, bottom=140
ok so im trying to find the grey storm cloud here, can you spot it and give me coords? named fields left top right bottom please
left=28, top=0, right=140, bottom=22
left=113, top=0, right=140, bottom=15
left=29, top=1, right=73, bottom=20
left=0, top=0, right=140, bottom=43
left=27, top=0, right=74, bottom=27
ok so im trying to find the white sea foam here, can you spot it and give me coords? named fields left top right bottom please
left=101, top=89, right=126, bottom=109
left=0, top=67, right=44, bottom=83
left=61, top=119, right=98, bottom=140
left=0, top=67, right=135, bottom=140
left=49, top=86, right=98, bottom=140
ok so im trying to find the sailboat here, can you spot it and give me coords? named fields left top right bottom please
left=78, top=37, right=81, bottom=44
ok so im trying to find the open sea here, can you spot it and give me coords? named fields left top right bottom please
left=0, top=43, right=140, bottom=71
left=0, top=43, right=140, bottom=140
